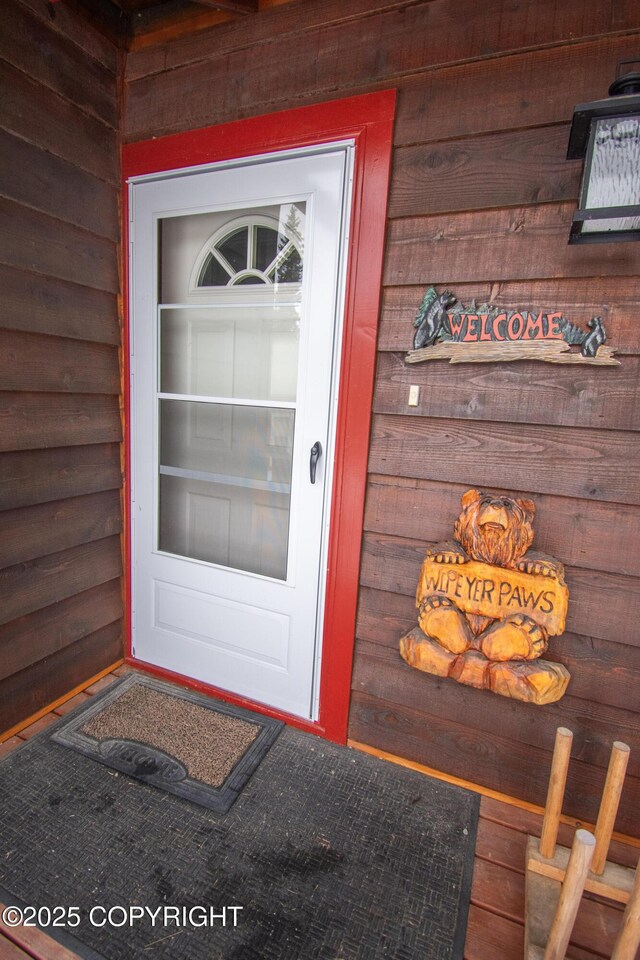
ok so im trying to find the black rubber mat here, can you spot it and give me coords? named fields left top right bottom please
left=51, top=675, right=283, bottom=813
left=0, top=687, right=479, bottom=960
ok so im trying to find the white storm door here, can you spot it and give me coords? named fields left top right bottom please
left=129, top=145, right=353, bottom=720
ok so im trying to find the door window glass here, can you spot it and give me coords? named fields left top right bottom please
left=157, top=203, right=306, bottom=580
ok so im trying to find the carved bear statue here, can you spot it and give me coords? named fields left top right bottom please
left=399, top=489, right=570, bottom=705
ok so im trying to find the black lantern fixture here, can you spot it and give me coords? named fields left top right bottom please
left=567, top=65, right=640, bottom=244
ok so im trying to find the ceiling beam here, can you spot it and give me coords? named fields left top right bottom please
left=191, top=0, right=258, bottom=12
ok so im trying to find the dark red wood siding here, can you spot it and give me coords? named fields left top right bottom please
left=0, top=0, right=124, bottom=730
left=123, top=0, right=640, bottom=836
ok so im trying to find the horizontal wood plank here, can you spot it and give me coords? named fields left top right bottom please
left=127, top=0, right=413, bottom=80
left=0, top=0, right=116, bottom=783
left=363, top=478, right=640, bottom=577
left=0, top=1, right=118, bottom=128
left=471, top=857, right=524, bottom=923
left=351, top=642, right=640, bottom=778
left=0, top=490, right=122, bottom=569
left=359, top=530, right=424, bottom=600
left=126, top=38, right=226, bottom=140
left=0, top=738, right=23, bottom=758
left=53, top=690, right=92, bottom=716
left=16, top=0, right=118, bottom=73
left=347, top=691, right=640, bottom=836
left=0, top=60, right=119, bottom=185
left=0, top=536, right=122, bottom=627
left=368, top=414, right=640, bottom=506
left=0, top=932, right=30, bottom=960
left=474, top=818, right=636, bottom=933
left=0, top=129, right=119, bottom=241
left=0, top=330, right=120, bottom=394
left=0, top=621, right=123, bottom=733
left=359, top=530, right=640, bottom=644
left=373, top=352, right=640, bottom=432
left=127, top=0, right=640, bottom=82
left=0, top=264, right=118, bottom=345
left=377, top=280, right=640, bottom=355
left=126, top=35, right=640, bottom=144
left=464, top=903, right=524, bottom=960
left=384, top=203, right=640, bottom=287
left=356, top=585, right=415, bottom=640
left=0, top=393, right=121, bottom=452
left=471, top=856, right=622, bottom=959
left=355, top=587, right=640, bottom=712
left=0, top=445, right=122, bottom=511
left=15, top=712, right=61, bottom=740
left=127, top=10, right=522, bottom=142
left=0, top=197, right=118, bottom=294
left=560, top=567, right=640, bottom=649
left=389, top=125, right=580, bottom=218
left=124, top=6, right=640, bottom=141
left=0, top=918, right=85, bottom=960
left=475, top=816, right=532, bottom=871
left=479, top=797, right=639, bottom=869
left=0, top=578, right=123, bottom=682
left=395, top=34, right=640, bottom=146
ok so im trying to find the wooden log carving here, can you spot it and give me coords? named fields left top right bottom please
left=406, top=339, right=620, bottom=365
left=400, top=489, right=571, bottom=704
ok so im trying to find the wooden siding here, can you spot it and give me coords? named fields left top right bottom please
left=124, top=0, right=640, bottom=836
left=0, top=0, right=123, bottom=731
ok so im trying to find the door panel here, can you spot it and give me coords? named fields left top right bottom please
left=130, top=146, right=353, bottom=719
left=153, top=580, right=291, bottom=669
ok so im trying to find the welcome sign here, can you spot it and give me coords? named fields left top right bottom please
left=406, top=286, right=619, bottom=365
left=447, top=309, right=571, bottom=343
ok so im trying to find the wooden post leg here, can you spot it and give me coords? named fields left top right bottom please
left=539, top=727, right=573, bottom=859
left=611, top=859, right=640, bottom=960
left=543, top=829, right=595, bottom=960
left=591, top=741, right=630, bottom=876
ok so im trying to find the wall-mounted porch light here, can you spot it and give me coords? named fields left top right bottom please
left=567, top=66, right=640, bottom=244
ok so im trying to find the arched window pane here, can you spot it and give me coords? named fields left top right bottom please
left=254, top=226, right=280, bottom=272
left=218, top=227, right=248, bottom=273
left=190, top=210, right=305, bottom=291
left=199, top=253, right=231, bottom=287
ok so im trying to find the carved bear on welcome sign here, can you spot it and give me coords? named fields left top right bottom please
left=399, top=489, right=571, bottom=705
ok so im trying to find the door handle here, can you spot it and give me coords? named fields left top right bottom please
left=309, top=441, right=322, bottom=484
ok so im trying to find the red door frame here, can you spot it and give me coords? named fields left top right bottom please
left=121, top=90, right=396, bottom=744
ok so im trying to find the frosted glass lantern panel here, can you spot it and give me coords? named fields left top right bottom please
left=582, top=115, right=640, bottom=234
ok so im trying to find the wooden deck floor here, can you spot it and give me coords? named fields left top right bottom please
left=1, top=667, right=637, bottom=960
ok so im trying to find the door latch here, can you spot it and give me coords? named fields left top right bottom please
left=309, top=441, right=322, bottom=484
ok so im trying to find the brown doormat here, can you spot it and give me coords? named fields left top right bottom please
left=51, top=674, right=283, bottom=813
